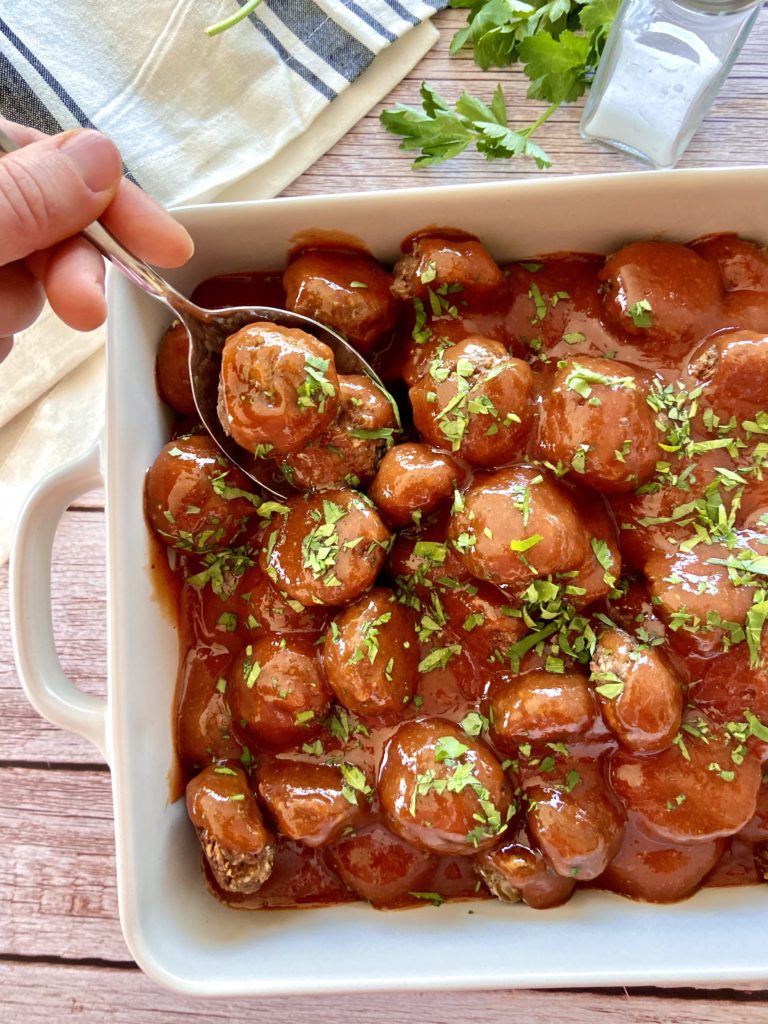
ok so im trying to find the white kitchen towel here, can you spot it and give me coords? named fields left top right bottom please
left=0, top=0, right=448, bottom=563
left=0, top=0, right=446, bottom=205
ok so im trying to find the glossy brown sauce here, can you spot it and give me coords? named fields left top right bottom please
left=156, top=237, right=768, bottom=912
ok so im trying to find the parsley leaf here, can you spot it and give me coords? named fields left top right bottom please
left=519, top=30, right=591, bottom=104
left=380, top=82, right=552, bottom=169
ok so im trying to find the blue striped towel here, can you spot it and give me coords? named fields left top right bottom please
left=0, top=0, right=448, bottom=206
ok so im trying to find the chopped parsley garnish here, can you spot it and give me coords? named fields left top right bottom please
left=301, top=499, right=348, bottom=585
left=338, top=762, right=373, bottom=805
left=418, top=644, right=462, bottom=673
left=463, top=612, right=485, bottom=632
left=627, top=299, right=653, bottom=328
left=186, top=546, right=254, bottom=599
left=409, top=891, right=445, bottom=906
left=348, top=426, right=396, bottom=442
left=350, top=611, right=392, bottom=665
left=563, top=362, right=636, bottom=400
left=592, top=676, right=624, bottom=700
left=297, top=353, right=336, bottom=413
left=460, top=711, right=489, bottom=737
left=327, top=707, right=369, bottom=743
left=211, top=471, right=261, bottom=506
left=509, top=534, right=543, bottom=553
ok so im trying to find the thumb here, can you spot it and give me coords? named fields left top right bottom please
left=0, top=129, right=122, bottom=265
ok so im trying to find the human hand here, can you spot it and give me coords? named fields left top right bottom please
left=0, top=119, right=194, bottom=337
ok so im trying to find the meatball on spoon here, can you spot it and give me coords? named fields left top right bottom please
left=0, top=128, right=387, bottom=500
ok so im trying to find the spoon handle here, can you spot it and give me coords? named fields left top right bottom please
left=0, top=127, right=194, bottom=318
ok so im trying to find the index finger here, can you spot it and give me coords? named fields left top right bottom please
left=0, top=118, right=47, bottom=146
left=101, top=178, right=194, bottom=268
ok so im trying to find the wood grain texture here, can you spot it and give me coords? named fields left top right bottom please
left=0, top=768, right=124, bottom=960
left=3, top=5, right=768, bottom=1018
left=0, top=963, right=765, bottom=1024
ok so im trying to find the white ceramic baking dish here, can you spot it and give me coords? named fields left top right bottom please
left=11, top=168, right=768, bottom=996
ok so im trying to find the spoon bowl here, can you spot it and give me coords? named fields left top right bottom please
left=0, top=127, right=386, bottom=500
left=135, top=290, right=387, bottom=501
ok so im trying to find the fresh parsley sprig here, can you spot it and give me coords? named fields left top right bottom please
left=380, top=83, right=553, bottom=169
left=381, top=0, right=620, bottom=168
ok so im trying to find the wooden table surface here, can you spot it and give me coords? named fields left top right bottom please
left=2, top=7, right=768, bottom=1022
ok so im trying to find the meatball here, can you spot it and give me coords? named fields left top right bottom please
left=175, top=645, right=244, bottom=766
left=691, top=233, right=768, bottom=293
left=391, top=235, right=503, bottom=303
left=195, top=560, right=327, bottom=647
left=283, top=249, right=398, bottom=354
left=439, top=579, right=527, bottom=667
left=590, top=628, right=682, bottom=753
left=488, top=670, right=599, bottom=753
left=474, top=835, right=576, bottom=909
left=279, top=375, right=397, bottom=491
left=610, top=449, right=723, bottom=570
left=369, top=443, right=466, bottom=528
left=227, top=634, right=332, bottom=749
left=218, top=322, right=339, bottom=455
left=387, top=516, right=474, bottom=610
left=186, top=764, right=275, bottom=894
left=378, top=718, right=513, bottom=856
left=501, top=255, right=611, bottom=358
left=259, top=488, right=391, bottom=606
left=447, top=465, right=590, bottom=591
left=322, top=588, right=419, bottom=717
left=328, top=822, right=437, bottom=907
left=601, top=816, right=727, bottom=903
left=688, top=330, right=768, bottom=424
left=692, top=636, right=768, bottom=726
left=643, top=539, right=760, bottom=656
left=156, top=320, right=196, bottom=416
left=599, top=241, right=723, bottom=349
left=399, top=323, right=470, bottom=389
left=409, top=337, right=533, bottom=467
left=524, top=758, right=626, bottom=880
left=535, top=356, right=660, bottom=492
left=610, top=717, right=762, bottom=844
left=256, top=759, right=366, bottom=847
left=725, top=289, right=768, bottom=333
left=145, top=435, right=259, bottom=552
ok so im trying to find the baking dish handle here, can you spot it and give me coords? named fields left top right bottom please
left=9, top=442, right=109, bottom=763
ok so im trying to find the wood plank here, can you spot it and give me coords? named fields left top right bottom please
left=0, top=961, right=765, bottom=1024
left=70, top=487, right=105, bottom=511
left=0, top=767, right=126, bottom=960
left=0, top=510, right=107, bottom=764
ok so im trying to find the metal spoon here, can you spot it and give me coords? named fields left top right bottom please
left=0, top=128, right=387, bottom=500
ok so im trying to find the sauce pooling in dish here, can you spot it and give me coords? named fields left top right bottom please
left=147, top=231, right=768, bottom=911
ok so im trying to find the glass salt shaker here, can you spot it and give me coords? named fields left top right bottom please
left=580, top=0, right=762, bottom=168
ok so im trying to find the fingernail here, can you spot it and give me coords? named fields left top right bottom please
left=59, top=129, right=122, bottom=193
